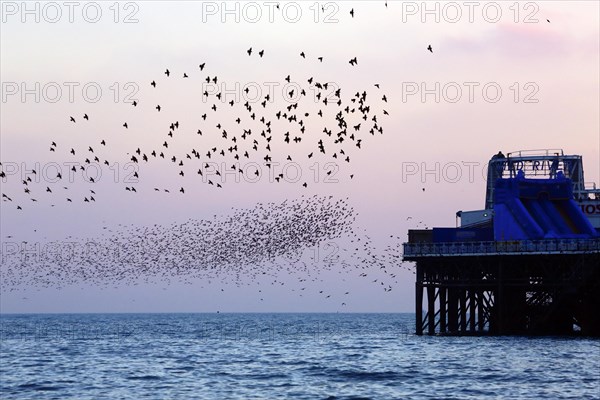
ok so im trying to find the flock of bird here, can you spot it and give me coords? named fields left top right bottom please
left=0, top=5, right=446, bottom=210
left=2, top=59, right=390, bottom=207
left=0, top=3, right=453, bottom=211
left=79, top=58, right=387, bottom=193
left=1, top=196, right=415, bottom=306
left=1, top=4, right=425, bottom=304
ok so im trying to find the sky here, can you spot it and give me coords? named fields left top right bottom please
left=1, top=1, right=599, bottom=313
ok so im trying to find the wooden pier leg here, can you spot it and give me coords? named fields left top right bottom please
left=460, top=289, right=467, bottom=332
left=415, top=265, right=424, bottom=336
left=448, top=288, right=458, bottom=333
left=469, top=289, right=477, bottom=333
left=496, top=264, right=504, bottom=335
left=428, top=285, right=436, bottom=335
left=440, top=286, right=447, bottom=334
left=477, top=290, right=485, bottom=332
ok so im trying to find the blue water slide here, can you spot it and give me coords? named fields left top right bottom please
left=511, top=198, right=545, bottom=238
left=522, top=198, right=552, bottom=234
left=560, top=199, right=599, bottom=237
left=494, top=199, right=544, bottom=240
left=537, top=198, right=572, bottom=235
left=493, top=204, right=523, bottom=240
left=553, top=200, right=581, bottom=233
left=492, top=175, right=599, bottom=240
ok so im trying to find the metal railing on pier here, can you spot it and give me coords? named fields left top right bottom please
left=403, top=238, right=600, bottom=258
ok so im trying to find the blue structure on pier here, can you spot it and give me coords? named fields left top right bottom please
left=493, top=171, right=598, bottom=240
left=405, top=150, right=600, bottom=336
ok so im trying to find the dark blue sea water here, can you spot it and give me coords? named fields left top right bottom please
left=1, top=313, right=599, bottom=399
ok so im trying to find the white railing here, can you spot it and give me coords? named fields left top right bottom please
left=507, top=149, right=564, bottom=158
left=403, top=238, right=600, bottom=257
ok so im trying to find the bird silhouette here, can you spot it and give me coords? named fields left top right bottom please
left=4, top=49, right=399, bottom=297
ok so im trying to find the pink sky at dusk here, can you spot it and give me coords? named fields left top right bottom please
left=1, top=1, right=598, bottom=313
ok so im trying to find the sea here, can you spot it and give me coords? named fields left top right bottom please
left=1, top=313, right=599, bottom=399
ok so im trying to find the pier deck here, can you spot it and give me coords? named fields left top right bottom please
left=404, top=239, right=600, bottom=336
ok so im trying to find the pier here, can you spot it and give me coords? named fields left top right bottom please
left=404, top=150, right=600, bottom=336
left=405, top=238, right=600, bottom=336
